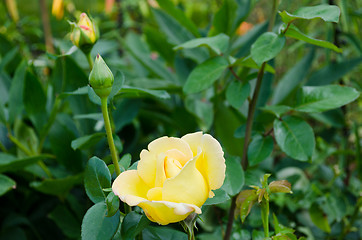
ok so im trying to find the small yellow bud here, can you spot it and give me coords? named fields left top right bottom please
left=89, top=54, right=114, bottom=98
left=70, top=13, right=99, bottom=54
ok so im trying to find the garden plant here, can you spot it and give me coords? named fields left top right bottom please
left=0, top=0, right=361, bottom=239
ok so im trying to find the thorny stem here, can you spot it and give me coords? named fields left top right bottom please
left=224, top=1, right=278, bottom=239
left=101, top=97, right=121, bottom=176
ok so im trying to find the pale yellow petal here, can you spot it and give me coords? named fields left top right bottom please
left=164, top=158, right=182, bottom=178
left=137, top=149, right=157, bottom=188
left=162, top=150, right=209, bottom=207
left=148, top=136, right=193, bottom=163
left=138, top=201, right=201, bottom=225
left=182, top=132, right=226, bottom=191
left=112, top=170, right=149, bottom=206
left=147, top=187, right=163, bottom=201
left=155, top=153, right=166, bottom=187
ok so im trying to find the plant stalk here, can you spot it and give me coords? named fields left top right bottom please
left=101, top=97, right=121, bottom=176
left=86, top=52, right=94, bottom=70
left=261, top=199, right=270, bottom=238
left=39, top=0, right=54, bottom=53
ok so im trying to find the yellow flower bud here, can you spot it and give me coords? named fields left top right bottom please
left=89, top=54, right=114, bottom=98
left=52, top=0, right=64, bottom=20
left=70, top=13, right=99, bottom=54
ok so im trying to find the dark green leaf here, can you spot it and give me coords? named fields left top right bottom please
left=84, top=156, right=111, bottom=204
left=121, top=212, right=151, bottom=240
left=248, top=135, right=274, bottom=166
left=0, top=99, right=5, bottom=124
left=226, top=81, right=250, bottom=109
left=251, top=32, right=286, bottom=66
left=81, top=202, right=120, bottom=240
left=0, top=174, right=16, bottom=196
left=271, top=50, right=315, bottom=104
left=307, top=57, right=362, bottom=86
left=274, top=116, right=315, bottom=161
left=120, top=154, right=132, bottom=170
left=8, top=61, right=27, bottom=123
left=185, top=95, right=213, bottom=131
left=113, top=99, right=141, bottom=132
left=210, top=0, right=237, bottom=36
left=309, top=203, right=331, bottom=233
left=23, top=71, right=46, bottom=115
left=0, top=153, right=49, bottom=173
left=115, top=86, right=170, bottom=99
left=231, top=56, right=275, bottom=73
left=295, top=85, right=360, bottom=113
left=106, top=192, right=120, bottom=217
left=174, top=34, right=229, bottom=55
left=142, top=226, right=187, bottom=240
left=71, top=133, right=106, bottom=150
left=204, top=188, right=230, bottom=205
left=284, top=25, right=342, bottom=53
left=222, top=156, right=244, bottom=196
left=49, top=205, right=81, bottom=239
left=155, top=0, right=200, bottom=37
left=108, top=71, right=125, bottom=101
left=279, top=4, right=340, bottom=24
left=30, top=174, right=82, bottom=197
left=183, top=56, right=229, bottom=94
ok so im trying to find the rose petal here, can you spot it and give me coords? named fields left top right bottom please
left=137, top=150, right=157, bottom=188
left=138, top=200, right=201, bottom=225
left=112, top=170, right=149, bottom=206
left=162, top=149, right=209, bottom=207
left=182, top=132, right=226, bottom=192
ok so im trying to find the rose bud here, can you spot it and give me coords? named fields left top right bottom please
left=89, top=54, right=114, bottom=98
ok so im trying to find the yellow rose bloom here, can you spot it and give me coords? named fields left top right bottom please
left=112, top=132, right=226, bottom=225
left=70, top=13, right=99, bottom=54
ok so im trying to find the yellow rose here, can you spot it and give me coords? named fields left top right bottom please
left=70, top=13, right=99, bottom=53
left=112, top=132, right=226, bottom=225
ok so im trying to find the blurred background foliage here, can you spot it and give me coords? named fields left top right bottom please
left=0, top=0, right=361, bottom=239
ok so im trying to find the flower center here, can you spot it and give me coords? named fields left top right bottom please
left=164, top=157, right=182, bottom=179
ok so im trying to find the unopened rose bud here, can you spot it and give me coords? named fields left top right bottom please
left=70, top=13, right=99, bottom=54
left=89, top=54, right=114, bottom=98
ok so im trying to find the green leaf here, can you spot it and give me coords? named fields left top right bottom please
left=269, top=180, right=292, bottom=194
left=295, top=85, right=360, bottom=113
left=247, top=135, right=274, bottom=166
left=8, top=61, right=27, bottom=124
left=279, top=4, right=340, bottom=24
left=108, top=71, right=125, bottom=101
left=210, top=0, right=237, bottom=36
left=0, top=174, right=16, bottom=196
left=106, top=192, right=120, bottom=217
left=30, top=174, right=82, bottom=197
left=120, top=154, right=132, bottom=170
left=236, top=189, right=258, bottom=223
left=260, top=105, right=292, bottom=118
left=174, top=34, right=229, bottom=55
left=274, top=116, right=315, bottom=161
left=113, top=99, right=141, bottom=132
left=143, top=226, right=187, bottom=240
left=49, top=205, right=81, bottom=239
left=155, top=0, right=200, bottom=37
left=81, top=202, right=120, bottom=240
left=0, top=153, right=49, bottom=173
left=0, top=99, right=5, bottom=124
left=231, top=56, right=275, bottom=74
left=271, top=50, right=315, bottom=104
left=185, top=96, right=213, bottom=131
left=115, top=86, right=170, bottom=99
left=204, top=188, right=230, bottom=205
left=222, top=156, right=244, bottom=196
left=309, top=203, right=331, bottom=233
left=121, top=212, right=151, bottom=240
left=71, top=133, right=106, bottom=150
left=284, top=24, right=342, bottom=53
left=84, top=157, right=111, bottom=204
left=23, top=71, right=46, bottom=115
left=251, top=32, right=286, bottom=66
left=183, top=56, right=229, bottom=94
left=226, top=81, right=250, bottom=109
left=307, top=57, right=362, bottom=86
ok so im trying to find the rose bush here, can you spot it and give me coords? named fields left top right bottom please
left=112, top=132, right=226, bottom=225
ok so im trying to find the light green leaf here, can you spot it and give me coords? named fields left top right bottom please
left=309, top=203, right=331, bottom=233
left=274, top=116, right=315, bottom=161
left=248, top=135, right=274, bottom=166
left=231, top=56, right=275, bottom=74
left=222, top=156, right=244, bottom=196
left=284, top=24, right=342, bottom=53
left=174, top=34, right=229, bottom=55
left=260, top=105, right=292, bottom=118
left=106, top=192, right=120, bottom=217
left=0, top=174, right=16, bottom=196
left=71, top=133, right=106, bottom=150
left=295, top=85, right=360, bottom=113
left=226, top=81, right=250, bottom=109
left=251, top=32, right=286, bottom=66
left=84, top=157, right=111, bottom=204
left=30, top=174, right=82, bottom=197
left=115, top=86, right=170, bottom=99
left=8, top=61, right=27, bottom=124
left=279, top=4, right=340, bottom=24
left=183, top=56, right=229, bottom=94
left=210, top=0, right=237, bottom=36
left=81, top=202, right=120, bottom=240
